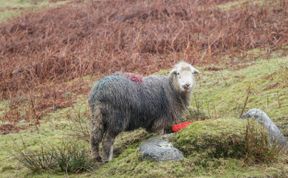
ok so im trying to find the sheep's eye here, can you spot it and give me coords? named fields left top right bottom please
left=176, top=72, right=180, bottom=75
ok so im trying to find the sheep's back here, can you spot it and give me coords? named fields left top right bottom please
left=89, top=74, right=170, bottom=115
left=89, top=75, right=137, bottom=109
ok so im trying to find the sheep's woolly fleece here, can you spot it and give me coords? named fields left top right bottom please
left=88, top=61, right=197, bottom=161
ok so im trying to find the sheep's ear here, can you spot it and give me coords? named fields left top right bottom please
left=192, top=67, right=200, bottom=75
left=191, top=66, right=200, bottom=75
left=169, top=69, right=177, bottom=76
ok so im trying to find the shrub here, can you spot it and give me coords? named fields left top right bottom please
left=14, top=141, right=96, bottom=173
left=16, top=146, right=58, bottom=172
left=66, top=109, right=90, bottom=142
left=54, top=142, right=95, bottom=173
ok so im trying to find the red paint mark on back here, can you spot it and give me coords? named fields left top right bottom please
left=123, top=72, right=143, bottom=83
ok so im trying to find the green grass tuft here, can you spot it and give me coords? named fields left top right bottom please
left=14, top=141, right=95, bottom=173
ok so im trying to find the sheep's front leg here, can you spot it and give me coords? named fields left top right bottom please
left=151, top=118, right=166, bottom=135
left=157, top=129, right=165, bottom=135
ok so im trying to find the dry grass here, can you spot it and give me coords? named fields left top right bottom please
left=244, top=120, right=284, bottom=164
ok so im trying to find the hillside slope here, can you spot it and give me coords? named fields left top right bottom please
left=0, top=55, right=287, bottom=177
left=1, top=0, right=288, bottom=130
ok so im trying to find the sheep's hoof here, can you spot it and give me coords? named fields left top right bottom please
left=159, top=130, right=165, bottom=135
left=93, top=156, right=102, bottom=162
left=102, top=159, right=109, bottom=163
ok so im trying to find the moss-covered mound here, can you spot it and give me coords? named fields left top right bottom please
left=173, top=118, right=247, bottom=159
left=92, top=118, right=287, bottom=178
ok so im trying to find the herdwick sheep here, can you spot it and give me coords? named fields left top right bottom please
left=88, top=61, right=199, bottom=162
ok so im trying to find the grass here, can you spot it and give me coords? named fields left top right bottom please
left=217, top=0, right=268, bottom=11
left=0, top=0, right=50, bottom=8
left=0, top=100, right=9, bottom=118
left=192, top=56, right=288, bottom=120
left=174, top=118, right=283, bottom=163
left=0, top=10, right=20, bottom=22
left=0, top=100, right=84, bottom=177
left=0, top=96, right=149, bottom=177
left=173, top=118, right=247, bottom=158
left=0, top=0, right=68, bottom=22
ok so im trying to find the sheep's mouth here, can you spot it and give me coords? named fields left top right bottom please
left=181, top=87, right=192, bottom=93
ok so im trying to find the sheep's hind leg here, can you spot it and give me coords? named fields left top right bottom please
left=102, top=132, right=117, bottom=162
left=102, top=109, right=126, bottom=162
left=90, top=107, right=104, bottom=162
left=91, top=132, right=103, bottom=162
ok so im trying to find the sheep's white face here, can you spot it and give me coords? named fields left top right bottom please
left=171, top=61, right=200, bottom=93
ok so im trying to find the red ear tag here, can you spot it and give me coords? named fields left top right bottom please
left=172, top=121, right=192, bottom=132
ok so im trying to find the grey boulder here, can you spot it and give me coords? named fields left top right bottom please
left=139, top=135, right=184, bottom=161
left=241, top=108, right=287, bottom=147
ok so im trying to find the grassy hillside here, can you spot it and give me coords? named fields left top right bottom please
left=1, top=0, right=288, bottom=177
left=0, top=55, right=287, bottom=177
left=193, top=57, right=288, bottom=119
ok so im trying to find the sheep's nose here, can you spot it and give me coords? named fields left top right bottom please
left=183, top=83, right=190, bottom=89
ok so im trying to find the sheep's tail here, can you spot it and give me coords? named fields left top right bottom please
left=90, top=104, right=104, bottom=161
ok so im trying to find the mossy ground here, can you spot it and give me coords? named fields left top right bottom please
left=0, top=55, right=287, bottom=177
left=93, top=119, right=288, bottom=178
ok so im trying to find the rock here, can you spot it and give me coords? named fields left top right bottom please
left=139, top=135, right=184, bottom=161
left=241, top=108, right=287, bottom=147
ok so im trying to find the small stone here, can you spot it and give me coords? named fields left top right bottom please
left=139, top=135, right=184, bottom=161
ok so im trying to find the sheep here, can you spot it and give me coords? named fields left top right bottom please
left=88, top=61, right=199, bottom=162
